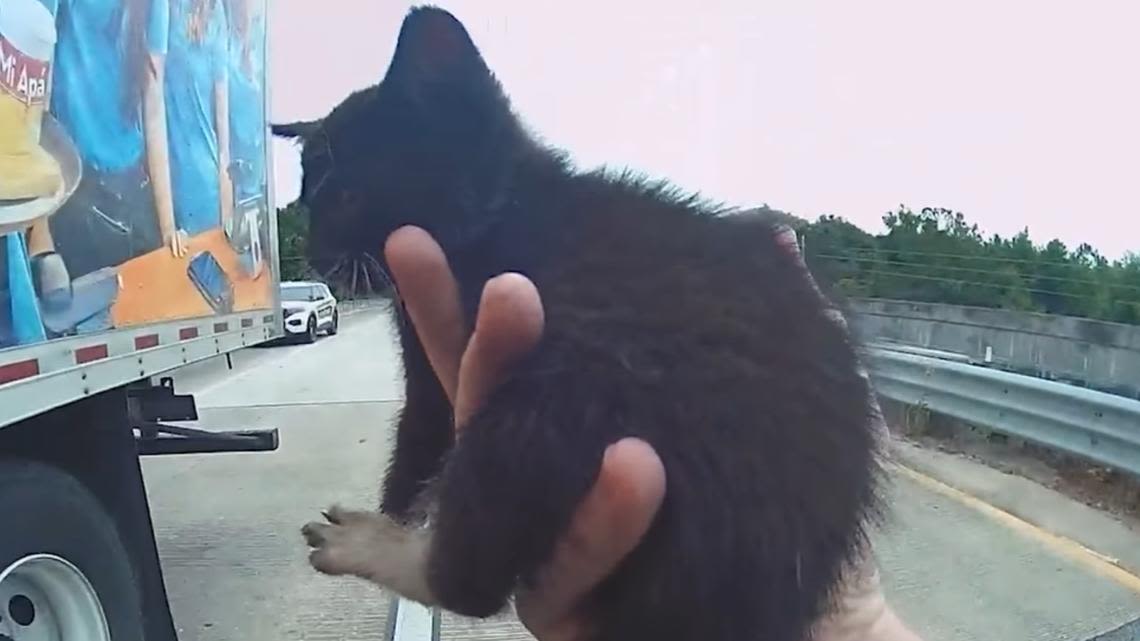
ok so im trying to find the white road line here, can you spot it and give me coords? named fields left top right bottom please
left=893, top=463, right=1140, bottom=595
left=388, top=596, right=439, bottom=641
left=189, top=306, right=385, bottom=399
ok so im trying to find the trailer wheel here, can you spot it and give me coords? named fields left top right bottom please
left=0, top=461, right=144, bottom=641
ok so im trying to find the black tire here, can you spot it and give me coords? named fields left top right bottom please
left=327, top=310, right=339, bottom=336
left=303, top=315, right=318, bottom=343
left=0, top=460, right=145, bottom=641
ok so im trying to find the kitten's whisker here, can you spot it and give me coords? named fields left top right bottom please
left=356, top=252, right=402, bottom=324
left=360, top=253, right=397, bottom=296
left=349, top=257, right=360, bottom=298
left=360, top=260, right=374, bottom=297
left=319, top=254, right=349, bottom=281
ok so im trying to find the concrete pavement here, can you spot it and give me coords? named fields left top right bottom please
left=140, top=306, right=1140, bottom=641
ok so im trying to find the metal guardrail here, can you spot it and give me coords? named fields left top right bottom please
left=867, top=347, right=1140, bottom=477
left=866, top=341, right=974, bottom=364
left=338, top=297, right=391, bottom=312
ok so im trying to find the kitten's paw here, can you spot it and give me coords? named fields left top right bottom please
left=301, top=505, right=384, bottom=576
left=301, top=504, right=435, bottom=604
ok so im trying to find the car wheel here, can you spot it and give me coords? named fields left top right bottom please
left=327, top=310, right=339, bottom=336
left=303, top=315, right=318, bottom=343
left=0, top=460, right=146, bottom=641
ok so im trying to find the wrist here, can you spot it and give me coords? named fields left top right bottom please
left=864, top=607, right=924, bottom=641
left=809, top=554, right=922, bottom=641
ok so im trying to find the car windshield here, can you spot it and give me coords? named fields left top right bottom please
left=281, top=286, right=316, bottom=302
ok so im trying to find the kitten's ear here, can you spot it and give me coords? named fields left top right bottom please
left=384, top=7, right=494, bottom=98
left=272, top=120, right=321, bottom=141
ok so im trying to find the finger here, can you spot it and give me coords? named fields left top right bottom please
left=519, top=438, right=666, bottom=626
left=454, top=272, right=544, bottom=429
left=384, top=226, right=467, bottom=404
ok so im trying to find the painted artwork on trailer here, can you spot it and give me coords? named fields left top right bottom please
left=0, top=0, right=274, bottom=351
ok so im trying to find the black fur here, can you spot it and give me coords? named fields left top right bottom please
left=277, top=7, right=882, bottom=641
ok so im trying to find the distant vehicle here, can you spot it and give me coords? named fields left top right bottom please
left=280, top=281, right=339, bottom=343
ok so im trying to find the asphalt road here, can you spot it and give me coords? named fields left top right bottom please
left=141, top=305, right=1140, bottom=641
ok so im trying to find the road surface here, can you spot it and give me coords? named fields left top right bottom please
left=142, top=305, right=1140, bottom=641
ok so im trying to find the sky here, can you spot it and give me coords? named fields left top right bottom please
left=268, top=1, right=1140, bottom=259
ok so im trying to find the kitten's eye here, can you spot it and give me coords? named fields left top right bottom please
left=340, top=190, right=361, bottom=210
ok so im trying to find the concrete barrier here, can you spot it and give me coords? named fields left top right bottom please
left=851, top=299, right=1140, bottom=400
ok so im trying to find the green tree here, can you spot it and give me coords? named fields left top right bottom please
left=799, top=206, right=1139, bottom=324
left=802, top=214, right=877, bottom=298
left=277, top=201, right=311, bottom=281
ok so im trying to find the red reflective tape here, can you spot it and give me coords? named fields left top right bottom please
left=179, top=327, right=199, bottom=340
left=134, top=334, right=159, bottom=350
left=213, top=322, right=229, bottom=333
left=241, top=318, right=254, bottom=328
left=75, top=344, right=109, bottom=364
left=0, top=359, right=39, bottom=385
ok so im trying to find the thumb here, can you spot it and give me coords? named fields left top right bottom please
left=518, top=438, right=665, bottom=632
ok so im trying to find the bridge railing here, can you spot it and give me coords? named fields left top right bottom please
left=866, top=346, right=1140, bottom=478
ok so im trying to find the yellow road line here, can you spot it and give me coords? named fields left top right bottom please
left=891, top=462, right=1140, bottom=595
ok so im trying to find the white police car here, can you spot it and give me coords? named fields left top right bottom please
left=280, top=281, right=338, bottom=343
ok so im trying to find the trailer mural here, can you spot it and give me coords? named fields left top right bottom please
left=0, top=0, right=274, bottom=350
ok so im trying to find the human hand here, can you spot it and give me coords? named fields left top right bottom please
left=382, top=225, right=918, bottom=641
left=166, top=228, right=189, bottom=258
left=383, top=225, right=666, bottom=641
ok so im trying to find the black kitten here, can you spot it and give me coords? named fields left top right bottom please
left=276, top=7, right=882, bottom=641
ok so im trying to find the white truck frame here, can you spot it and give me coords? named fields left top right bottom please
left=0, top=9, right=282, bottom=640
left=0, top=229, right=282, bottom=641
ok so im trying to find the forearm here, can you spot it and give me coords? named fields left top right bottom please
left=26, top=219, right=54, bottom=255
left=214, top=80, right=230, bottom=169
left=214, top=79, right=234, bottom=222
left=143, top=54, right=175, bottom=240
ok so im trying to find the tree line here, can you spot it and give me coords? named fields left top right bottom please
left=278, top=201, right=1140, bottom=324
left=794, top=206, right=1140, bottom=325
left=277, top=201, right=310, bottom=282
